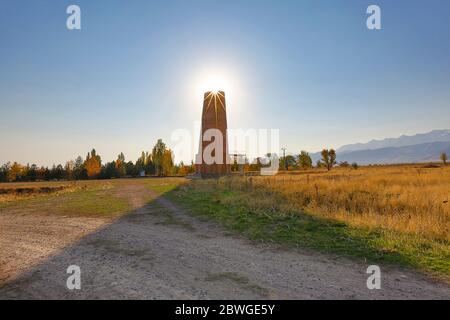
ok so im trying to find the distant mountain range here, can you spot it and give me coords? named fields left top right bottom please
left=310, top=130, right=450, bottom=165
left=337, top=130, right=450, bottom=153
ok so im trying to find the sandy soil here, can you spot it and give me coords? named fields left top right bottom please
left=0, top=183, right=449, bottom=299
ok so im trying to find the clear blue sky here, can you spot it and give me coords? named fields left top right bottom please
left=1, top=0, right=450, bottom=166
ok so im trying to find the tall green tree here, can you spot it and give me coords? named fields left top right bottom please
left=0, top=163, right=9, bottom=182
left=116, top=152, right=126, bottom=177
left=298, top=151, right=312, bottom=170
left=162, top=149, right=174, bottom=176
left=65, top=161, right=74, bottom=180
left=321, top=149, right=337, bottom=171
left=279, top=155, right=296, bottom=171
left=135, top=151, right=148, bottom=175
left=152, top=139, right=167, bottom=176
left=441, top=152, right=448, bottom=165
left=73, top=156, right=86, bottom=179
left=144, top=152, right=155, bottom=175
left=103, top=161, right=117, bottom=179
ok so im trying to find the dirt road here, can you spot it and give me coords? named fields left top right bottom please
left=0, top=183, right=449, bottom=299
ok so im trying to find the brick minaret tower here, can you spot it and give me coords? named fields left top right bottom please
left=195, top=91, right=231, bottom=177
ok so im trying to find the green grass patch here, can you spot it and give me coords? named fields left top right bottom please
left=53, top=189, right=132, bottom=217
left=1, top=184, right=132, bottom=218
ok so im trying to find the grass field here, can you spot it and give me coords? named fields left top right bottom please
left=1, top=165, right=449, bottom=282
left=155, top=165, right=450, bottom=281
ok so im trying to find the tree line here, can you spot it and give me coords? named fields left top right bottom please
left=5, top=145, right=443, bottom=182
left=279, top=150, right=448, bottom=171
left=0, top=139, right=195, bottom=183
left=231, top=149, right=358, bottom=173
left=278, top=149, right=358, bottom=171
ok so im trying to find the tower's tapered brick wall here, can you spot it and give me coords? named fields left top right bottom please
left=196, top=91, right=231, bottom=177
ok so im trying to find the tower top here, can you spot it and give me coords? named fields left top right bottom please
left=204, top=90, right=225, bottom=98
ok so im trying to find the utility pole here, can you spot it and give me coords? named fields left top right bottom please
left=281, top=148, right=287, bottom=171
left=230, top=153, right=246, bottom=176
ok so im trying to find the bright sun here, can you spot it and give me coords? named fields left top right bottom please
left=189, top=66, right=243, bottom=118
left=198, top=75, right=228, bottom=94
left=194, top=69, right=235, bottom=97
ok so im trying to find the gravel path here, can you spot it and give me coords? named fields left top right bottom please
left=1, top=184, right=449, bottom=299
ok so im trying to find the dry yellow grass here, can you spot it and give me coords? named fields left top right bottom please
left=224, top=165, right=449, bottom=241
left=168, top=164, right=449, bottom=278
